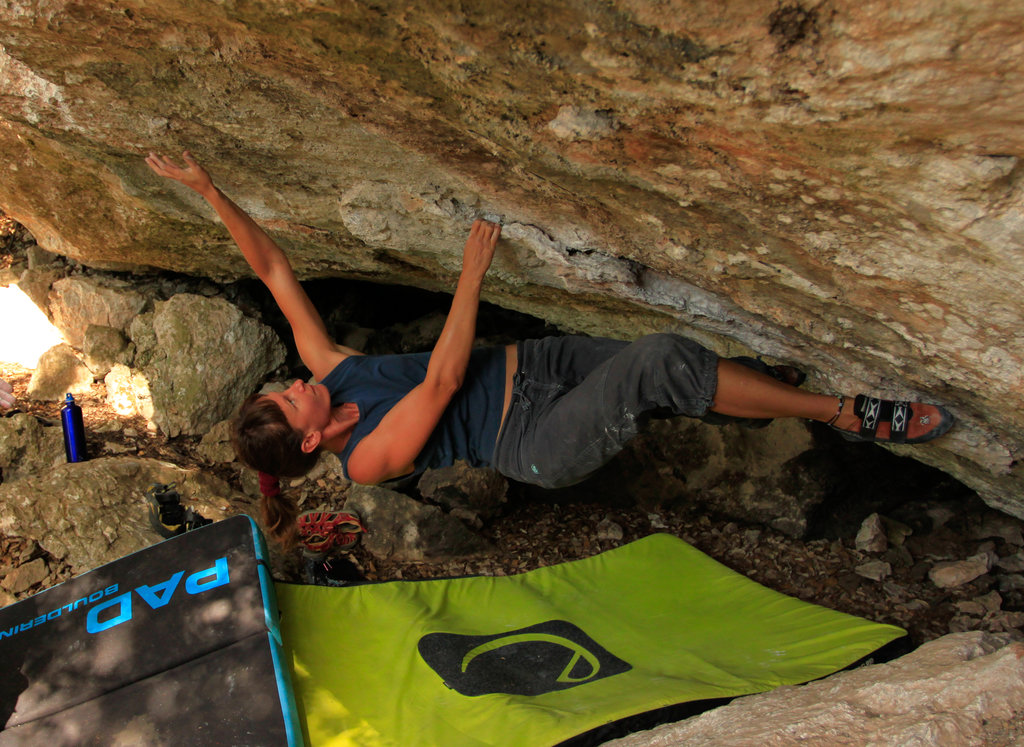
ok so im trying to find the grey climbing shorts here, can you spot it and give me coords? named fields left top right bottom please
left=492, top=334, right=719, bottom=489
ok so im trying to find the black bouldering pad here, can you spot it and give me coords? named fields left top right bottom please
left=0, top=515, right=301, bottom=746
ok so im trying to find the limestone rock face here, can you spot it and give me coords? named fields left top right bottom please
left=1, top=2, right=1023, bottom=514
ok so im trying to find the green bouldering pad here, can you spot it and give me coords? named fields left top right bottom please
left=276, top=533, right=903, bottom=747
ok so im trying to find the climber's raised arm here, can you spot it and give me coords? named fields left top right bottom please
left=345, top=219, right=501, bottom=484
left=146, top=151, right=349, bottom=379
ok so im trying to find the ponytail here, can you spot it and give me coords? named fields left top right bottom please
left=258, top=471, right=298, bottom=548
left=231, top=393, right=320, bottom=547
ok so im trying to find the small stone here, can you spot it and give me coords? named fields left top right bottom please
left=197, top=420, right=236, bottom=464
left=985, top=611, right=1024, bottom=632
left=19, top=540, right=39, bottom=562
left=884, top=545, right=915, bottom=569
left=975, top=540, right=997, bottom=556
left=948, top=615, right=978, bottom=634
left=897, top=599, right=931, bottom=613
left=1, top=558, right=49, bottom=594
left=997, top=574, right=1024, bottom=592
left=955, top=600, right=986, bottom=616
left=596, top=519, right=624, bottom=542
left=855, top=513, right=888, bottom=553
left=83, top=324, right=133, bottom=377
left=450, top=507, right=483, bottom=530
left=995, top=552, right=1024, bottom=573
left=974, top=591, right=1003, bottom=614
left=925, top=505, right=957, bottom=529
left=967, top=514, right=1024, bottom=546
left=854, top=560, right=891, bottom=582
left=884, top=518, right=913, bottom=546
left=929, top=554, right=992, bottom=588
left=417, top=462, right=508, bottom=522
left=647, top=513, right=668, bottom=530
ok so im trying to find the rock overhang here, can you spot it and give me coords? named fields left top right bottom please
left=1, top=0, right=1022, bottom=517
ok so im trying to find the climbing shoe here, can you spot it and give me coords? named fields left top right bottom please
left=146, top=482, right=212, bottom=539
left=297, top=510, right=366, bottom=556
left=303, top=554, right=365, bottom=587
left=829, top=395, right=955, bottom=444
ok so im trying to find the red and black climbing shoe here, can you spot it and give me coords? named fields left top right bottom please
left=297, top=510, right=366, bottom=557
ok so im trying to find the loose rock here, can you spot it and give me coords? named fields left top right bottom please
left=929, top=553, right=994, bottom=589
left=26, top=344, right=94, bottom=401
left=855, top=512, right=888, bottom=553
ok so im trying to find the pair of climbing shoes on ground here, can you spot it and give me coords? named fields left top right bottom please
left=145, top=482, right=213, bottom=539
left=298, top=510, right=368, bottom=587
left=297, top=510, right=367, bottom=557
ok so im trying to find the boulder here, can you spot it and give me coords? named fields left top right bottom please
left=129, top=293, right=286, bottom=437
left=48, top=275, right=148, bottom=348
left=345, top=484, right=492, bottom=562
left=0, top=456, right=238, bottom=574
left=82, top=323, right=134, bottom=376
left=604, top=632, right=1024, bottom=746
left=25, top=343, right=94, bottom=401
left=417, top=461, right=509, bottom=527
left=104, top=363, right=154, bottom=421
left=0, top=1, right=1022, bottom=519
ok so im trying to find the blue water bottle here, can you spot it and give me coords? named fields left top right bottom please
left=60, top=393, right=88, bottom=463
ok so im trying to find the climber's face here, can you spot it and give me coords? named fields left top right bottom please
left=264, top=379, right=331, bottom=436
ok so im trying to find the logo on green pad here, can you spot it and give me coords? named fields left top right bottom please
left=418, top=620, right=631, bottom=696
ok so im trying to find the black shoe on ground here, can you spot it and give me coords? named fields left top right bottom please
left=146, top=482, right=212, bottom=538
left=303, top=555, right=365, bottom=587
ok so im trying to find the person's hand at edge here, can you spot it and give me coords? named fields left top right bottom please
left=0, top=379, right=16, bottom=410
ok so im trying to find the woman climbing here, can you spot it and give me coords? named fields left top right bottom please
left=146, top=151, right=955, bottom=545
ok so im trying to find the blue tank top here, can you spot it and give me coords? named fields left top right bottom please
left=319, top=347, right=507, bottom=479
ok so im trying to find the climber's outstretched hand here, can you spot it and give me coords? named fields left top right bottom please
left=145, top=151, right=215, bottom=196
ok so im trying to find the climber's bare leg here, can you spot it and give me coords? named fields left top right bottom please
left=709, top=359, right=946, bottom=441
